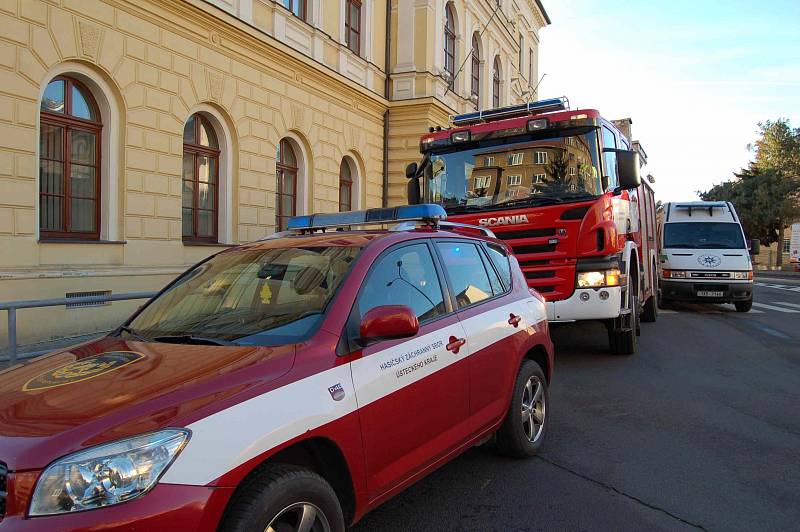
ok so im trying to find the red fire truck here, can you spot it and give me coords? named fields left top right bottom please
left=405, top=98, right=659, bottom=354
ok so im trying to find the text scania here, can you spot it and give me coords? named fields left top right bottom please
left=478, top=215, right=529, bottom=227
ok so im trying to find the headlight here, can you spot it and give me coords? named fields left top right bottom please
left=577, top=268, right=622, bottom=288
left=663, top=270, right=686, bottom=279
left=30, top=429, right=189, bottom=516
left=733, top=271, right=753, bottom=280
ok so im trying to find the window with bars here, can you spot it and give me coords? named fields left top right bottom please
left=276, top=139, right=299, bottom=231
left=345, top=0, right=362, bottom=55
left=535, top=151, right=548, bottom=164
left=444, top=4, right=456, bottom=89
left=339, top=159, right=353, bottom=212
left=474, top=176, right=491, bottom=189
left=39, top=76, right=102, bottom=240
left=182, top=114, right=220, bottom=242
left=507, top=174, right=522, bottom=186
left=471, top=34, right=481, bottom=100
left=507, top=153, right=524, bottom=166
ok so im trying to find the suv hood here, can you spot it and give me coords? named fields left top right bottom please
left=0, top=335, right=294, bottom=470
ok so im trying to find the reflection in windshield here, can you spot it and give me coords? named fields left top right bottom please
left=127, top=246, right=360, bottom=345
left=664, top=223, right=746, bottom=249
left=426, top=129, right=602, bottom=210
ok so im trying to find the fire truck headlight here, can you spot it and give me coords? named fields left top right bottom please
left=29, top=429, right=190, bottom=516
left=577, top=269, right=621, bottom=288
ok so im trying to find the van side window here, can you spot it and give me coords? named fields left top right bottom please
left=436, top=242, right=496, bottom=308
left=602, top=126, right=618, bottom=191
left=358, top=243, right=446, bottom=323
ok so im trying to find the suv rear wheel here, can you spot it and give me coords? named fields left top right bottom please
left=496, top=360, right=548, bottom=458
left=221, top=464, right=345, bottom=532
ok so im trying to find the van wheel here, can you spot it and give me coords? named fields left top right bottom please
left=221, top=464, right=345, bottom=532
left=496, top=360, right=548, bottom=458
left=735, top=298, right=753, bottom=312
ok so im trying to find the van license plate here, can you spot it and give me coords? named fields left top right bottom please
left=697, top=290, right=724, bottom=297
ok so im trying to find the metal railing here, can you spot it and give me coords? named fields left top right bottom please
left=1, top=292, right=158, bottom=364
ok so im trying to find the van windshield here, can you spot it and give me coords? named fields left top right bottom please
left=663, top=222, right=745, bottom=249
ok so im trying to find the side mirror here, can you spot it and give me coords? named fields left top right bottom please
left=359, top=305, right=419, bottom=344
left=407, top=177, right=421, bottom=205
left=616, top=149, right=641, bottom=190
left=749, top=239, right=761, bottom=255
left=405, top=162, right=418, bottom=179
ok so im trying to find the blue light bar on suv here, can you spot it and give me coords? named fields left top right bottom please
left=452, top=97, right=569, bottom=126
left=287, top=204, right=447, bottom=231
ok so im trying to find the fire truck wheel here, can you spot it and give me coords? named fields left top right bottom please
left=221, top=464, right=345, bottom=532
left=496, top=360, right=548, bottom=458
left=641, top=269, right=659, bottom=322
left=608, top=277, right=638, bottom=355
left=735, top=298, right=753, bottom=312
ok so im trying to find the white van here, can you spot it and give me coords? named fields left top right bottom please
left=659, top=201, right=756, bottom=312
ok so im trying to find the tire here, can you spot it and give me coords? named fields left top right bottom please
left=220, top=464, right=345, bottom=532
left=608, top=273, right=638, bottom=355
left=735, top=298, right=753, bottom=313
left=496, top=360, right=549, bottom=458
left=641, top=271, right=658, bottom=323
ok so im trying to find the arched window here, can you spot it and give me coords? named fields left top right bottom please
left=471, top=34, right=481, bottom=102
left=182, top=114, right=220, bottom=242
left=444, top=4, right=456, bottom=88
left=276, top=139, right=298, bottom=231
left=39, top=76, right=102, bottom=239
left=339, top=159, right=353, bottom=212
left=493, top=57, right=501, bottom=108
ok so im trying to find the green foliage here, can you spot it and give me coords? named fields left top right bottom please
left=699, top=119, right=800, bottom=247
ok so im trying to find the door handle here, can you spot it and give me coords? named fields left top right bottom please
left=446, top=336, right=466, bottom=353
left=508, top=313, right=522, bottom=327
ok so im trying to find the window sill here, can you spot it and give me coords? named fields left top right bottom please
left=38, top=239, right=127, bottom=245
left=182, top=241, right=237, bottom=247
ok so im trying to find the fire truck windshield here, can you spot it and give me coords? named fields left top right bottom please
left=425, top=128, right=603, bottom=212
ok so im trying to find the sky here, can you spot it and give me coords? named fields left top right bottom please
left=537, top=0, right=800, bottom=203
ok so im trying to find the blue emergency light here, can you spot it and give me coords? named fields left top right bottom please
left=287, top=204, right=447, bottom=231
left=452, top=97, right=569, bottom=126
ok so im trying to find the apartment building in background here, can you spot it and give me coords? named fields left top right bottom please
left=0, top=0, right=549, bottom=351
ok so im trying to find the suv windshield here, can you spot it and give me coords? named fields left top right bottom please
left=663, top=222, right=745, bottom=249
left=425, top=128, right=602, bottom=211
left=127, top=246, right=360, bottom=345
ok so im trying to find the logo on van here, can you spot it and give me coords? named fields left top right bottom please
left=697, top=254, right=722, bottom=268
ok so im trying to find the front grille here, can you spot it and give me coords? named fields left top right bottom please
left=0, top=461, right=7, bottom=521
left=496, top=228, right=556, bottom=240
left=535, top=286, right=555, bottom=293
left=512, top=243, right=557, bottom=255
left=690, top=272, right=731, bottom=278
left=525, top=270, right=556, bottom=279
left=520, top=259, right=550, bottom=266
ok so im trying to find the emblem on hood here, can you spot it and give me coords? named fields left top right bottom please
left=23, top=351, right=145, bottom=391
left=328, top=383, right=345, bottom=401
left=697, top=254, right=722, bottom=268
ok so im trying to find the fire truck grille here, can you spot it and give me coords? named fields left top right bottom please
left=0, top=461, right=7, bottom=521
left=519, top=259, right=550, bottom=266
left=496, top=228, right=556, bottom=240
left=511, top=243, right=557, bottom=255
left=526, top=270, right=556, bottom=279
left=535, top=286, right=555, bottom=293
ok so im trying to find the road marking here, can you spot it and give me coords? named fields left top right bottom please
left=754, top=282, right=800, bottom=292
left=755, top=276, right=800, bottom=283
left=751, top=302, right=800, bottom=313
left=774, top=301, right=800, bottom=309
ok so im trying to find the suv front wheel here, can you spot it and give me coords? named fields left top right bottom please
left=496, top=360, right=549, bottom=458
left=221, top=464, right=345, bottom=532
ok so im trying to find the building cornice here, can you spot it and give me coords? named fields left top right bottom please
left=107, top=0, right=388, bottom=118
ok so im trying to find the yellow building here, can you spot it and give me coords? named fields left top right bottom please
left=0, top=0, right=549, bottom=353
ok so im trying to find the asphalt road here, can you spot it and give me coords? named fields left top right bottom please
left=354, top=275, right=800, bottom=531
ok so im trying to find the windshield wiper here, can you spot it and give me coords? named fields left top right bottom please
left=152, top=335, right=237, bottom=346
left=116, top=325, right=152, bottom=342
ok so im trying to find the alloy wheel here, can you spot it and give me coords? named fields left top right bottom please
left=265, top=502, right=331, bottom=532
left=521, top=375, right=546, bottom=443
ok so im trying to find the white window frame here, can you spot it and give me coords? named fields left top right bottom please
left=474, top=175, right=491, bottom=188
left=507, top=174, right=522, bottom=186
left=533, top=173, right=546, bottom=184
left=508, top=152, right=523, bottom=166
left=568, top=166, right=577, bottom=176
left=535, top=151, right=547, bottom=164
left=484, top=156, right=494, bottom=167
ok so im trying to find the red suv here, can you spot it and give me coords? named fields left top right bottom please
left=0, top=205, right=553, bottom=531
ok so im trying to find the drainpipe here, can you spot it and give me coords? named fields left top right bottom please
left=382, top=0, right=391, bottom=208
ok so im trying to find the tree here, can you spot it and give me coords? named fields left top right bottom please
left=699, top=119, right=800, bottom=267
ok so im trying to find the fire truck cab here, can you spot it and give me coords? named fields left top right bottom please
left=407, top=98, right=659, bottom=354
